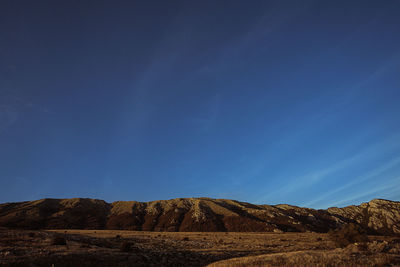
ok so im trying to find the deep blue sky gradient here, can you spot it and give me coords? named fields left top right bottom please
left=1, top=0, right=400, bottom=208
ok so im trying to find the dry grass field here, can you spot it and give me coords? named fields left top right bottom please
left=1, top=229, right=400, bottom=266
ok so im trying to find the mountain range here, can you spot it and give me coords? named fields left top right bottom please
left=0, top=198, right=399, bottom=235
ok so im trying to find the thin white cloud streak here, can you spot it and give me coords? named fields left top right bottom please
left=304, top=156, right=400, bottom=208
left=345, top=52, right=400, bottom=97
left=126, top=2, right=400, bottom=203
left=256, top=133, right=400, bottom=203
left=327, top=176, right=400, bottom=208
left=221, top=96, right=366, bottom=198
left=221, top=53, right=400, bottom=202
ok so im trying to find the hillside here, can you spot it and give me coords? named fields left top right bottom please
left=0, top=198, right=399, bottom=235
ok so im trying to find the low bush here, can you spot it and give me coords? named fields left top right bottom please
left=52, top=236, right=67, bottom=245
left=328, top=223, right=369, bottom=248
left=120, top=241, right=133, bottom=252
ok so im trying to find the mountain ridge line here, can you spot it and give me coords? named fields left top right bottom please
left=1, top=197, right=399, bottom=235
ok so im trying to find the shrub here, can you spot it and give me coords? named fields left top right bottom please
left=328, top=223, right=369, bottom=248
left=120, top=241, right=133, bottom=252
left=52, top=236, right=67, bottom=245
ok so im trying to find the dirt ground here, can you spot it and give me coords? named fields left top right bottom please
left=1, top=229, right=399, bottom=266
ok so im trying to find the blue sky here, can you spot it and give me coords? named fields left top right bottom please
left=1, top=0, right=400, bottom=208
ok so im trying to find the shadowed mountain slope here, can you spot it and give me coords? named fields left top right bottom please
left=0, top=198, right=399, bottom=235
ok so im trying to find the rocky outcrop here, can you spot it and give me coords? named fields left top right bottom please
left=327, top=199, right=400, bottom=235
left=0, top=198, right=399, bottom=235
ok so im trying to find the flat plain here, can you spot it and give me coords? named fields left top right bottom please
left=1, top=229, right=400, bottom=266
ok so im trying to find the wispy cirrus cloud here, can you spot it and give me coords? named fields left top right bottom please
left=256, top=133, right=400, bottom=204
left=327, top=176, right=400, bottom=207
left=303, top=156, right=400, bottom=208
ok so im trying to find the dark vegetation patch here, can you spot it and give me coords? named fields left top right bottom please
left=106, top=213, right=142, bottom=230
left=52, top=236, right=67, bottom=245
left=120, top=241, right=133, bottom=252
left=328, top=223, right=369, bottom=247
left=223, top=216, right=272, bottom=232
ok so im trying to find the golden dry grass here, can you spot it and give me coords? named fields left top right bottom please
left=207, top=250, right=399, bottom=267
left=2, top=229, right=400, bottom=266
left=208, top=240, right=400, bottom=267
